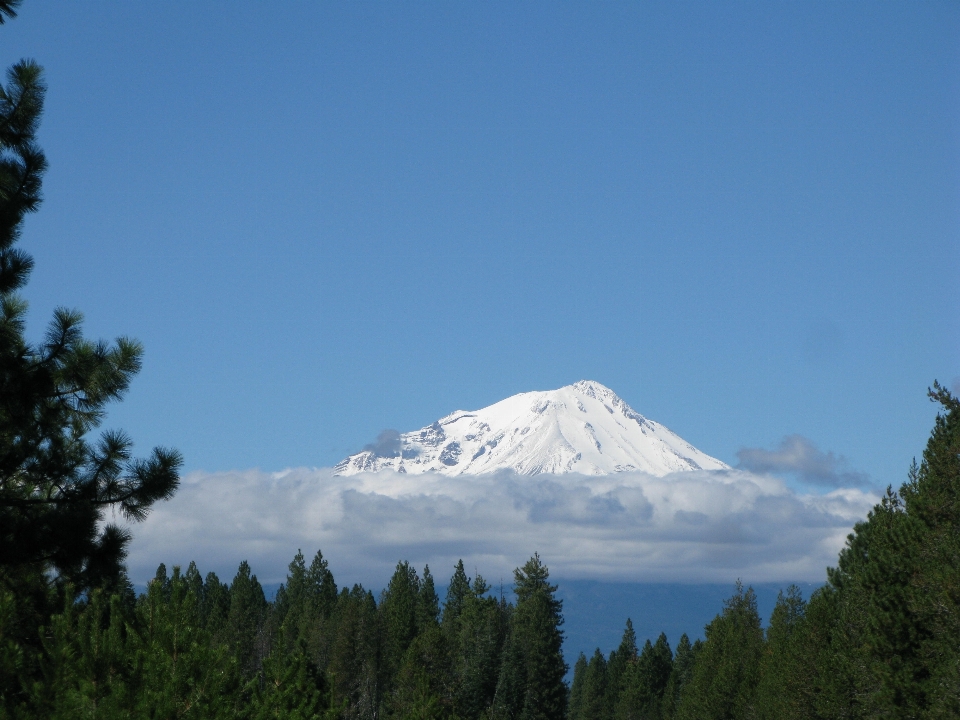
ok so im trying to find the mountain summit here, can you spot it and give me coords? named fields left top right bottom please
left=333, top=380, right=728, bottom=477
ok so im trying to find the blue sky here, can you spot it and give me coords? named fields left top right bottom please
left=4, top=1, right=958, bottom=490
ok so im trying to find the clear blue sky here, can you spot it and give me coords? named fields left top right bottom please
left=4, top=2, right=958, bottom=484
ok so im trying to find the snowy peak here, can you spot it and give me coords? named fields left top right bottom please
left=333, top=381, right=728, bottom=477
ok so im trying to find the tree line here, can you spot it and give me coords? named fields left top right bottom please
left=3, top=548, right=568, bottom=718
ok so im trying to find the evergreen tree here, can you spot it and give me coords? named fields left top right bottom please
left=32, top=588, right=134, bottom=718
left=800, top=383, right=960, bottom=718
left=203, top=570, right=231, bottom=637
left=490, top=606, right=524, bottom=720
left=452, top=573, right=505, bottom=719
left=442, top=560, right=472, bottom=633
left=133, top=565, right=241, bottom=718
left=391, top=623, right=453, bottom=719
left=676, top=583, right=763, bottom=720
left=381, top=560, right=421, bottom=682
left=753, top=586, right=815, bottom=720
left=328, top=584, right=381, bottom=718
left=660, top=634, right=697, bottom=720
left=307, top=548, right=339, bottom=623
left=275, top=549, right=338, bottom=666
left=226, top=560, right=269, bottom=677
left=250, top=646, right=333, bottom=720
left=579, top=648, right=609, bottom=720
left=616, top=634, right=672, bottom=720
left=568, top=653, right=588, bottom=720
left=495, top=554, right=567, bottom=720
left=604, top=619, right=638, bottom=717
left=418, top=564, right=441, bottom=632
left=0, top=13, right=181, bottom=706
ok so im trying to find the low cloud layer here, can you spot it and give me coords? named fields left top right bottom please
left=124, top=467, right=877, bottom=588
left=736, top=435, right=872, bottom=488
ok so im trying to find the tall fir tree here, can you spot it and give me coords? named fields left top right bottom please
left=800, top=383, right=960, bottom=718
left=452, top=573, right=506, bottom=719
left=604, top=619, right=638, bottom=717
left=753, top=585, right=815, bottom=720
left=578, top=648, right=609, bottom=720
left=381, top=560, right=421, bottom=684
left=676, top=583, right=763, bottom=720
left=661, top=634, right=698, bottom=720
left=495, top=554, right=567, bottom=720
left=615, top=634, right=672, bottom=720
left=226, top=560, right=269, bottom=678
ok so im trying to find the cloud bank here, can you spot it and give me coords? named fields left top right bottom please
left=124, top=467, right=877, bottom=588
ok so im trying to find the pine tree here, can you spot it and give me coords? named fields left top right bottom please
left=32, top=588, right=134, bottom=718
left=0, top=19, right=181, bottom=705
left=676, top=583, right=763, bottom=720
left=604, top=619, right=638, bottom=717
left=250, top=646, right=333, bottom=720
left=579, top=648, right=609, bottom=720
left=392, top=622, right=452, bottom=719
left=226, top=560, right=269, bottom=677
left=328, top=584, right=381, bottom=717
left=453, top=573, right=506, bottom=719
left=133, top=565, right=240, bottom=718
left=661, top=634, right=697, bottom=720
left=490, top=605, right=525, bottom=720
left=569, top=653, right=588, bottom=720
left=275, top=549, right=338, bottom=665
left=442, top=559, right=472, bottom=633
left=381, top=560, right=421, bottom=684
left=802, top=383, right=960, bottom=718
left=495, top=554, right=567, bottom=720
left=616, top=634, right=672, bottom=720
left=418, top=564, right=441, bottom=632
left=307, top=548, right=339, bottom=623
left=753, top=586, right=814, bottom=720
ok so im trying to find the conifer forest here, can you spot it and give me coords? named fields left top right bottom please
left=2, top=1, right=959, bottom=717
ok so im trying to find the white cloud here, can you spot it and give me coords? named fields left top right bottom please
left=124, top=468, right=877, bottom=588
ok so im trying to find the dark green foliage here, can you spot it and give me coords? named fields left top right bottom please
left=132, top=565, right=242, bottom=718
left=328, top=583, right=381, bottom=716
left=568, top=653, right=588, bottom=720
left=661, top=635, right=698, bottom=720
left=0, top=49, right=181, bottom=591
left=615, top=634, right=672, bottom=720
left=391, top=624, right=453, bottom=718
left=577, top=649, right=608, bottom=720
left=753, top=586, right=815, bottom=720
left=0, top=1, right=20, bottom=25
left=382, top=560, right=422, bottom=679
left=450, top=573, right=506, bottom=719
left=675, top=582, right=763, bottom=720
left=604, top=619, right=637, bottom=717
left=226, top=560, right=269, bottom=677
left=249, top=649, right=333, bottom=720
left=791, top=383, right=960, bottom=719
left=418, top=564, right=440, bottom=631
left=494, top=553, right=567, bottom=720
left=275, top=549, right=338, bottom=667
left=443, top=560, right=472, bottom=634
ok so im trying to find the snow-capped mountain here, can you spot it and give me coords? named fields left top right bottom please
left=333, top=380, right=728, bottom=477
